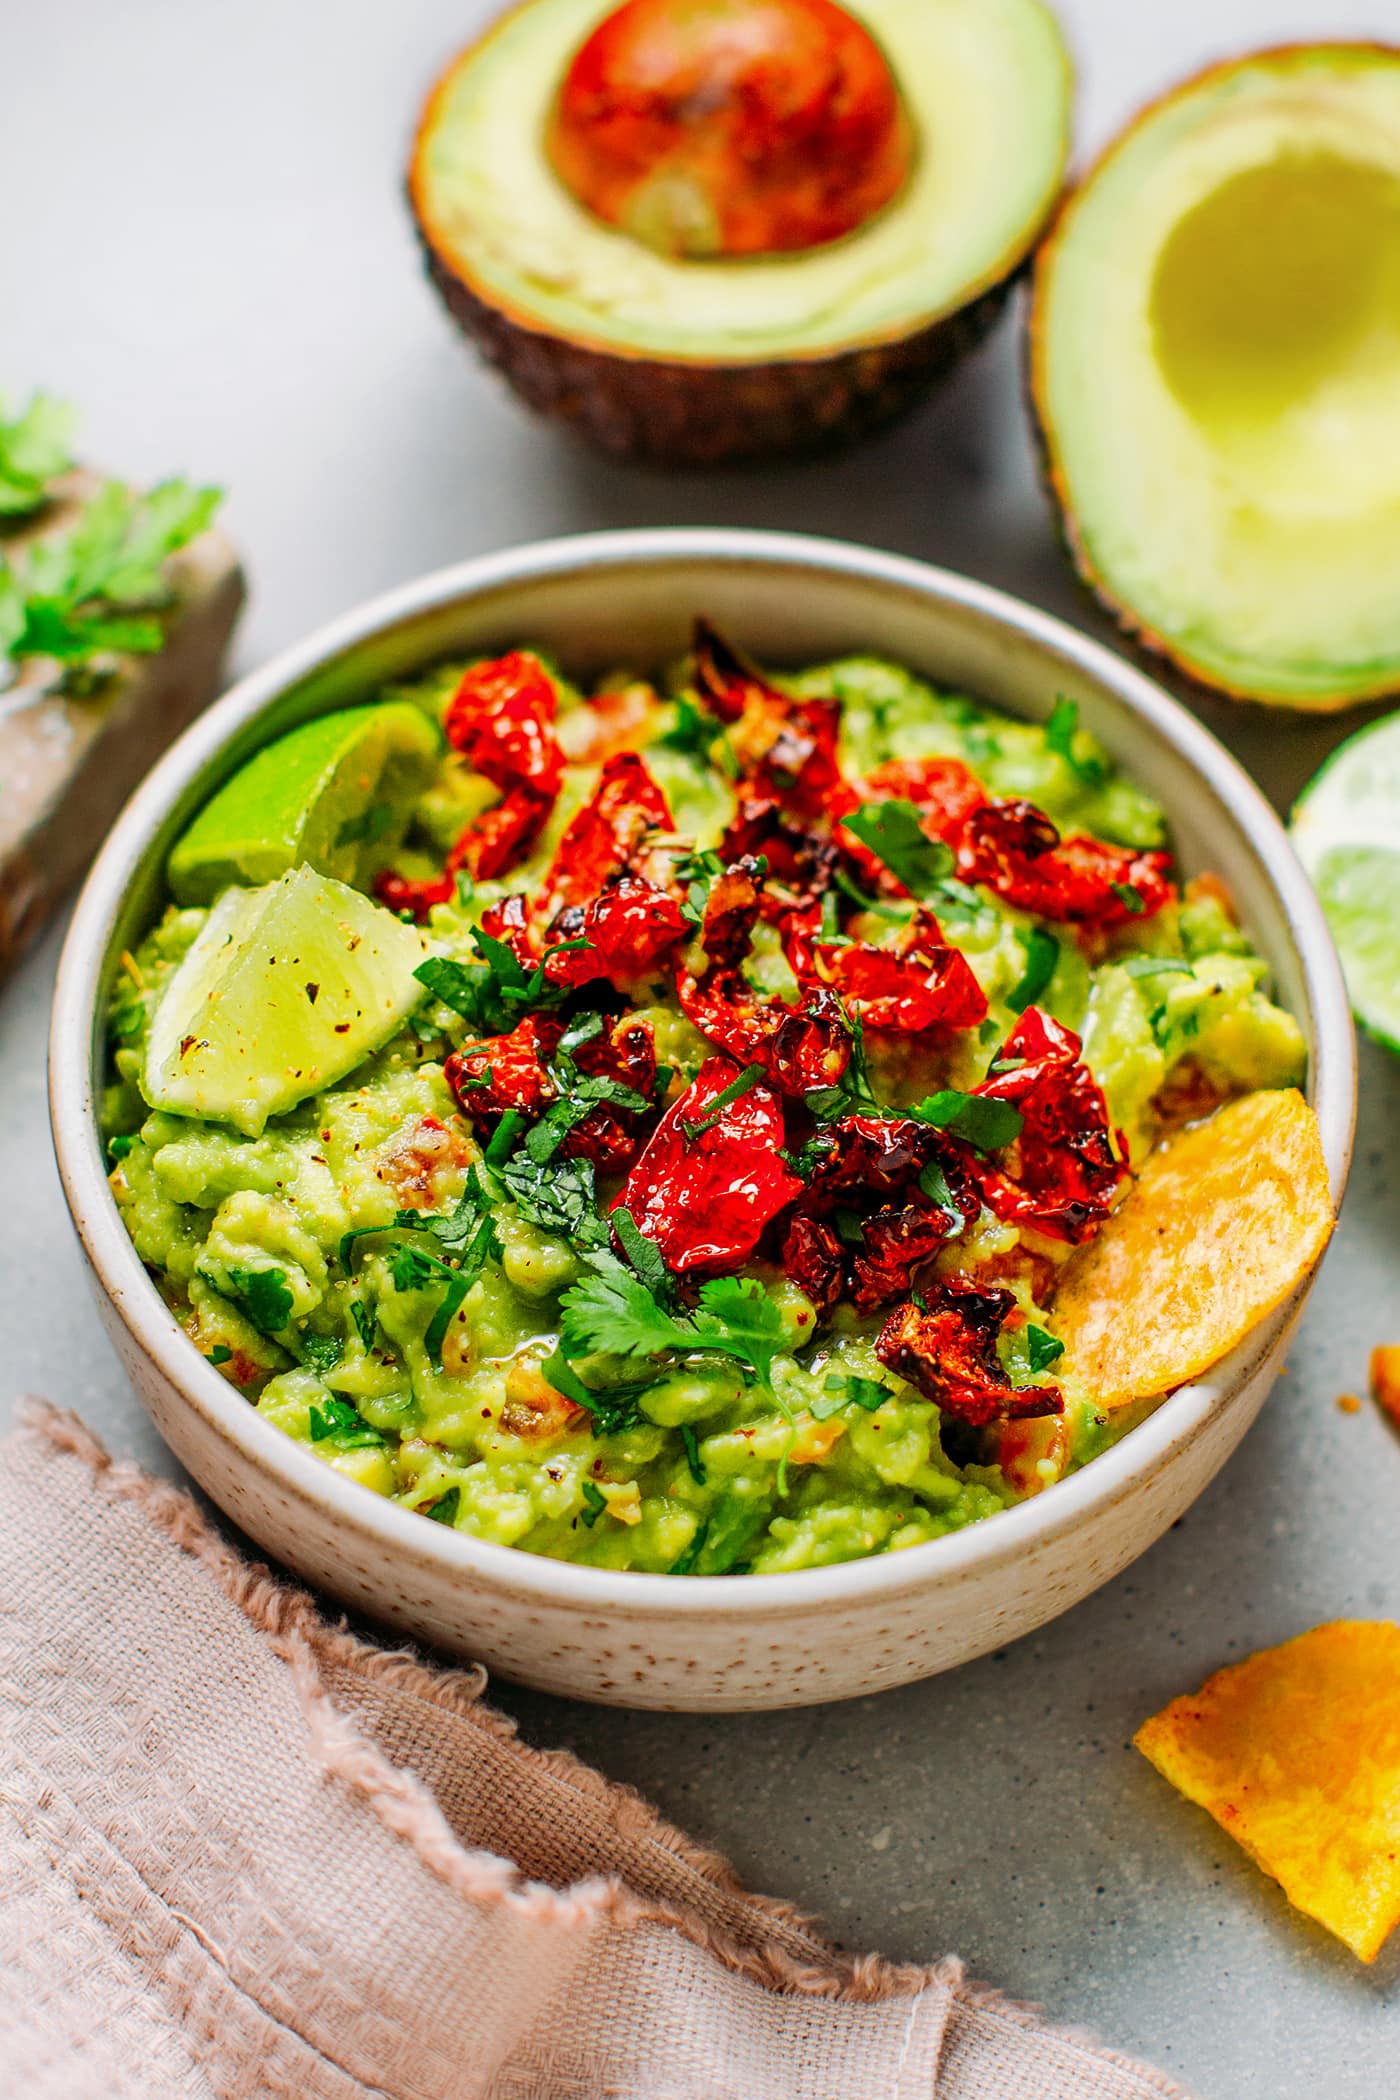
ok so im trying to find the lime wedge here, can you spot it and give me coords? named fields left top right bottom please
left=167, top=702, right=441, bottom=906
left=1290, top=710, right=1400, bottom=1054
left=145, top=867, right=430, bottom=1134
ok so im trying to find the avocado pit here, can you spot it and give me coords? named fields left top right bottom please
left=547, top=0, right=913, bottom=259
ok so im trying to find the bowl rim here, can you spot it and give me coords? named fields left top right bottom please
left=50, top=526, right=1357, bottom=1622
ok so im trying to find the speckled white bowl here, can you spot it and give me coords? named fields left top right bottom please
left=51, top=530, right=1355, bottom=1711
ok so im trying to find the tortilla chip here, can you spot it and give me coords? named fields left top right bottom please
left=1135, top=1622, right=1400, bottom=1962
left=1052, top=1088, right=1332, bottom=1409
left=1371, top=1345, right=1400, bottom=1430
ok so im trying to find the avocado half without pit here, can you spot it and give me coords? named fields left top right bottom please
left=1032, top=44, right=1400, bottom=711
left=409, top=0, right=1072, bottom=466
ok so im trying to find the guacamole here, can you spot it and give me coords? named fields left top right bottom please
left=103, top=630, right=1306, bottom=1575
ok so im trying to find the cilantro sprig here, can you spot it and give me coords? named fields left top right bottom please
left=1045, top=697, right=1107, bottom=788
left=559, top=1250, right=787, bottom=1389
left=413, top=932, right=594, bottom=1037
left=0, top=476, right=221, bottom=667
left=0, top=391, right=75, bottom=517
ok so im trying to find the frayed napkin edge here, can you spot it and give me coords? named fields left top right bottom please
left=15, top=1398, right=1191, bottom=2094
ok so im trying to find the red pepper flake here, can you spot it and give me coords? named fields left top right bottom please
left=876, top=1284, right=1063, bottom=1427
left=615, top=1054, right=802, bottom=1275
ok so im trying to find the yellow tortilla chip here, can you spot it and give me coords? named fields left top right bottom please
left=1052, top=1088, right=1333, bottom=1409
left=1135, top=1622, right=1400, bottom=1962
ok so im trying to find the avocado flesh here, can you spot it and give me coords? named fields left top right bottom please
left=410, top=0, right=1069, bottom=462
left=1034, top=46, right=1400, bottom=710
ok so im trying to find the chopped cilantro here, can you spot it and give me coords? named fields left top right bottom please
left=916, top=1157, right=963, bottom=1229
left=1045, top=697, right=1106, bottom=787
left=674, top=846, right=725, bottom=928
left=423, top=1485, right=461, bottom=1525
left=224, top=1265, right=293, bottom=1336
left=207, top=1344, right=232, bottom=1366
left=1026, top=1324, right=1065, bottom=1374
left=841, top=800, right=985, bottom=921
left=813, top=1372, right=891, bottom=1421
left=1111, top=881, right=1146, bottom=915
left=301, top=1334, right=344, bottom=1375
left=0, top=477, right=222, bottom=667
left=413, top=932, right=594, bottom=1036
left=681, top=1425, right=707, bottom=1484
left=352, top=1298, right=377, bottom=1352
left=0, top=391, right=75, bottom=517
left=579, top=1479, right=608, bottom=1528
left=834, top=1209, right=865, bottom=1248
left=1008, top=927, right=1059, bottom=1015
left=679, top=1061, right=765, bottom=1143
left=669, top=1517, right=710, bottom=1574
left=660, top=694, right=719, bottom=759
left=485, top=1110, right=525, bottom=1164
left=499, top=1151, right=608, bottom=1247
left=907, top=1090, right=1023, bottom=1153
left=308, top=1395, right=383, bottom=1447
left=523, top=1039, right=650, bottom=1166
left=105, top=1132, right=135, bottom=1165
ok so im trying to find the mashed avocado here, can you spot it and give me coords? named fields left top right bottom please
left=103, top=641, right=1305, bottom=1574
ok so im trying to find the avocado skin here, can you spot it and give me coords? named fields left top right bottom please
left=417, top=220, right=1019, bottom=469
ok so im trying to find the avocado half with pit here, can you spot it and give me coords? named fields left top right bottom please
left=1032, top=44, right=1400, bottom=711
left=409, top=0, right=1072, bottom=467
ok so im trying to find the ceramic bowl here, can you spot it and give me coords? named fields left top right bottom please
left=50, top=530, right=1356, bottom=1711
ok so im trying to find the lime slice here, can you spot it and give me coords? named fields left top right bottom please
left=1290, top=710, right=1400, bottom=1054
left=167, top=702, right=441, bottom=907
left=145, top=866, right=430, bottom=1134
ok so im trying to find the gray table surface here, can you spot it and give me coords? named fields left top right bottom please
left=6, top=2, right=1400, bottom=2092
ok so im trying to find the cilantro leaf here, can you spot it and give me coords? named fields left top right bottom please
left=224, top=1264, right=293, bottom=1336
left=681, top=1425, right=707, bottom=1484
left=499, top=1151, right=609, bottom=1247
left=1111, top=881, right=1146, bottom=915
left=668, top=1518, right=710, bottom=1575
left=612, top=1205, right=674, bottom=1300
left=351, top=1298, right=377, bottom=1353
left=540, top=1349, right=648, bottom=1437
left=916, top=1157, right=963, bottom=1229
left=907, top=1089, right=1023, bottom=1153
left=559, top=1252, right=694, bottom=1364
left=207, top=1344, right=233, bottom=1366
left=1026, top=1324, right=1065, bottom=1374
left=423, top=1485, right=461, bottom=1525
left=812, top=1372, right=892, bottom=1420
left=1045, top=697, right=1107, bottom=787
left=301, top=1333, right=344, bottom=1375
left=843, top=800, right=954, bottom=897
left=1008, top=927, right=1059, bottom=1015
left=661, top=695, right=720, bottom=759
left=1, top=477, right=221, bottom=666
left=0, top=392, right=76, bottom=517
left=308, top=1394, right=383, bottom=1447
left=679, top=1061, right=765, bottom=1143
left=689, top=1276, right=787, bottom=1386
left=579, top=1479, right=608, bottom=1528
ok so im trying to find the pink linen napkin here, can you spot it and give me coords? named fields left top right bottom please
left=0, top=1404, right=1189, bottom=2100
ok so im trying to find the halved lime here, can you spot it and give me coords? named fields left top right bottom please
left=1290, top=710, right=1400, bottom=1054
left=167, top=702, right=441, bottom=906
left=145, top=866, right=430, bottom=1134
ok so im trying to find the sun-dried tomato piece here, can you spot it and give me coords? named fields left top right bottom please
left=958, top=801, right=1173, bottom=929
left=692, top=620, right=844, bottom=818
left=373, top=868, right=455, bottom=922
left=445, top=1014, right=562, bottom=1126
left=447, top=784, right=555, bottom=883
left=799, top=1114, right=941, bottom=1202
left=719, top=794, right=838, bottom=898
left=444, top=650, right=565, bottom=798
left=809, top=912, right=988, bottom=1035
left=767, top=986, right=850, bottom=1095
left=850, top=1205, right=962, bottom=1313
left=876, top=1284, right=1062, bottom=1427
left=780, top=1213, right=845, bottom=1318
left=545, top=873, right=689, bottom=990
left=616, top=1054, right=802, bottom=1274
left=564, top=680, right=659, bottom=765
left=970, top=1007, right=1126, bottom=1244
left=540, top=751, right=675, bottom=925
